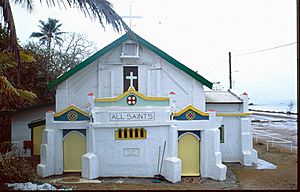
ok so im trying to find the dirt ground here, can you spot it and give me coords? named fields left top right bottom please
left=33, top=142, right=297, bottom=190
left=229, top=143, right=297, bottom=190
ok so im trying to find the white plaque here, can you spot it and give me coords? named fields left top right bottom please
left=109, top=112, right=155, bottom=121
left=123, top=148, right=140, bottom=156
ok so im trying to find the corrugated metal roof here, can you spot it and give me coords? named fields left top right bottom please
left=205, top=90, right=243, bottom=104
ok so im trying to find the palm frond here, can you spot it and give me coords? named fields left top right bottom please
left=0, top=51, right=17, bottom=73
left=13, top=0, right=34, bottom=12
left=44, top=0, right=130, bottom=33
left=0, top=50, right=35, bottom=74
left=0, top=76, right=37, bottom=104
left=19, top=50, right=36, bottom=63
left=30, top=32, right=45, bottom=38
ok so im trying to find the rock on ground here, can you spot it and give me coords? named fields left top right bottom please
left=7, top=182, right=72, bottom=190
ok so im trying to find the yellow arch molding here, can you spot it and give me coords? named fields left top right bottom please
left=174, top=105, right=209, bottom=117
left=54, top=104, right=89, bottom=117
left=174, top=105, right=252, bottom=117
left=95, top=87, right=169, bottom=102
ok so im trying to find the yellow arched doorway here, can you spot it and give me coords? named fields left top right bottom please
left=178, top=133, right=200, bottom=176
left=63, top=131, right=86, bottom=172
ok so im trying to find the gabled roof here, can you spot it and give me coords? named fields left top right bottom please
left=48, top=32, right=213, bottom=89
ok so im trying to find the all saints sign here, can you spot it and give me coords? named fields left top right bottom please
left=109, top=112, right=155, bottom=121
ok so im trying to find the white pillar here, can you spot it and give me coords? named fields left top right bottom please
left=147, top=70, right=151, bottom=95
left=156, top=68, right=161, bottom=96
left=110, top=70, right=114, bottom=97
left=37, top=111, right=56, bottom=177
left=201, top=111, right=226, bottom=181
left=54, top=129, right=63, bottom=175
left=87, top=124, right=95, bottom=153
left=169, top=91, right=176, bottom=120
left=240, top=117, right=258, bottom=166
left=241, top=92, right=249, bottom=113
left=82, top=153, right=100, bottom=179
left=97, top=63, right=101, bottom=97
left=168, top=124, right=178, bottom=157
left=87, top=92, right=95, bottom=110
left=192, top=79, right=196, bottom=106
left=82, top=124, right=99, bottom=179
left=162, top=124, right=181, bottom=183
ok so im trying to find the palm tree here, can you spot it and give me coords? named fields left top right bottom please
left=30, top=18, right=65, bottom=52
left=0, top=0, right=130, bottom=81
left=30, top=18, right=65, bottom=83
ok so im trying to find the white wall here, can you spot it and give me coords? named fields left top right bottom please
left=11, top=105, right=54, bottom=143
left=206, top=103, right=242, bottom=113
left=56, top=42, right=206, bottom=112
left=206, top=103, right=244, bottom=162
left=219, top=116, right=242, bottom=162
left=94, top=126, right=169, bottom=177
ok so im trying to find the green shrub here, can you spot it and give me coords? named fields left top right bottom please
left=0, top=153, right=38, bottom=183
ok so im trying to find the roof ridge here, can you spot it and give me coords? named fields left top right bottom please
left=47, top=32, right=213, bottom=89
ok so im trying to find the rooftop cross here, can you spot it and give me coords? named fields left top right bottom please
left=122, top=4, right=142, bottom=29
left=126, top=72, right=137, bottom=88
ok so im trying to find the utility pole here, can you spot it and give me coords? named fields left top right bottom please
left=229, top=52, right=232, bottom=89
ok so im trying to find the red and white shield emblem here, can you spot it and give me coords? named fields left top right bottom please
left=127, top=95, right=137, bottom=105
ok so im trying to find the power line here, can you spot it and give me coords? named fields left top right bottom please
left=205, top=59, right=227, bottom=76
left=233, top=42, right=297, bottom=57
left=205, top=41, right=297, bottom=76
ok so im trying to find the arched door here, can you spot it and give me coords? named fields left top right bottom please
left=178, top=133, right=200, bottom=176
left=63, top=131, right=86, bottom=172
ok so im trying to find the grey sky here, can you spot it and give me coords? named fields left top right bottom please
left=11, top=0, right=297, bottom=102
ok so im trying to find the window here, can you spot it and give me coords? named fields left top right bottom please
left=121, top=41, right=139, bottom=58
left=123, top=66, right=138, bottom=92
left=219, top=125, right=224, bottom=143
left=115, top=128, right=147, bottom=140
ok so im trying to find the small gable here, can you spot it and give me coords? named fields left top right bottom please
left=174, top=105, right=209, bottom=120
left=94, top=87, right=170, bottom=107
left=54, top=105, right=90, bottom=121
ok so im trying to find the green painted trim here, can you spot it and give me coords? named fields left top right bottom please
left=133, top=33, right=213, bottom=89
left=48, top=32, right=213, bottom=89
left=47, top=35, right=128, bottom=89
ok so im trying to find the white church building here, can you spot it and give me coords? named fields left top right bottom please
left=11, top=32, right=258, bottom=183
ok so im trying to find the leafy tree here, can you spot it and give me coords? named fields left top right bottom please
left=51, top=32, right=97, bottom=76
left=0, top=0, right=130, bottom=67
left=26, top=31, right=97, bottom=79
